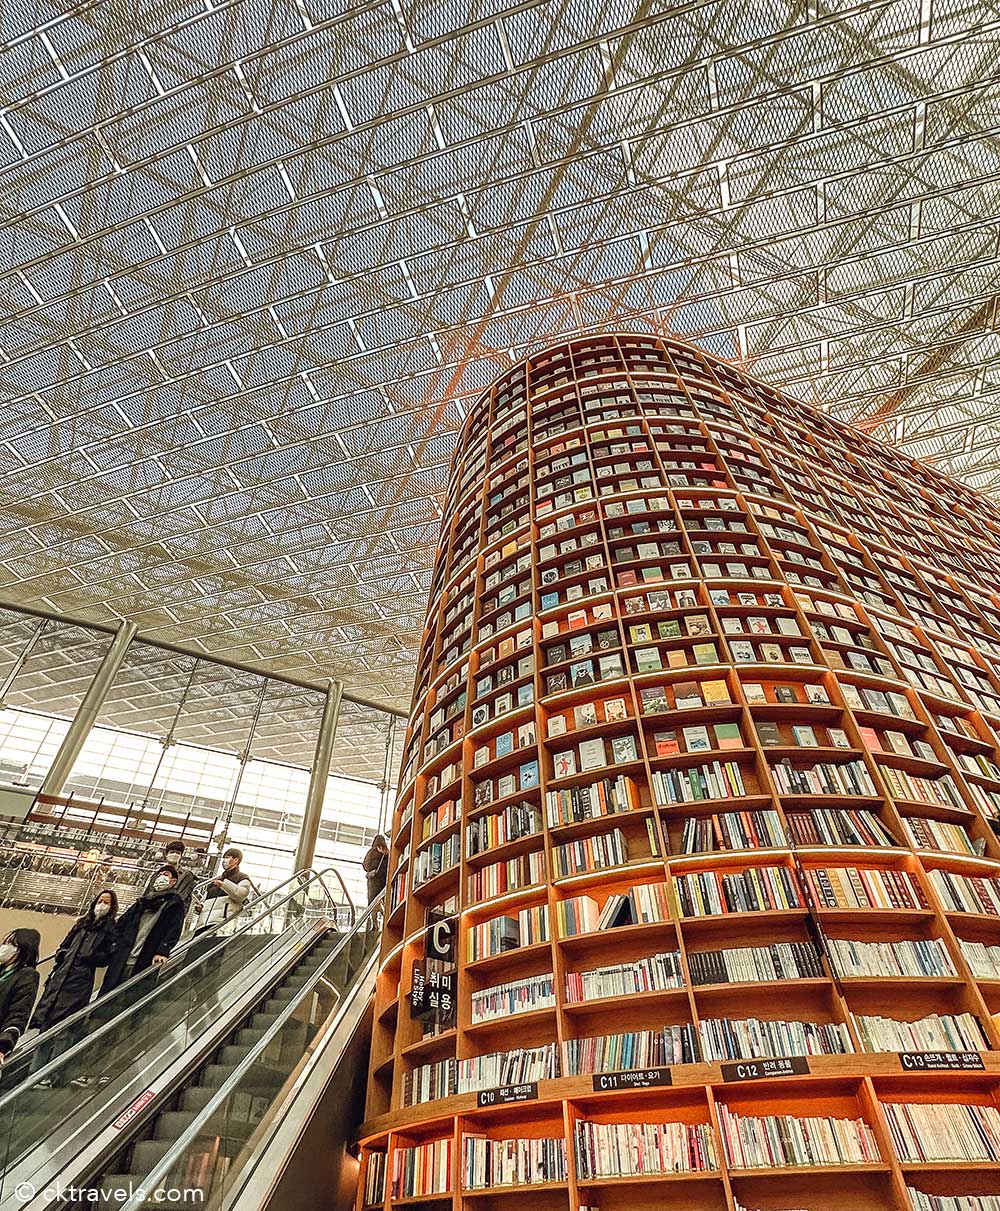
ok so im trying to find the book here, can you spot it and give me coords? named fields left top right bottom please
left=683, top=725, right=712, bottom=753
left=579, top=738, right=608, bottom=771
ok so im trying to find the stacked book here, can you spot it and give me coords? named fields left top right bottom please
left=471, top=973, right=556, bottom=1024
left=674, top=864, right=801, bottom=917
left=545, top=775, right=638, bottom=825
left=681, top=809, right=785, bottom=853
left=827, top=937, right=955, bottom=979
left=803, top=865, right=927, bottom=910
left=566, top=951, right=685, bottom=1002
left=718, top=1104, right=880, bottom=1168
left=884, top=1101, right=1000, bottom=1162
left=688, top=942, right=824, bottom=986
left=462, top=1135, right=567, bottom=1188
left=562, top=1025, right=698, bottom=1073
left=556, top=883, right=667, bottom=936
left=772, top=758, right=876, bottom=797
left=854, top=1012, right=985, bottom=1054
left=574, top=1119, right=717, bottom=1178
left=391, top=1138, right=452, bottom=1198
left=929, top=868, right=1000, bottom=916
left=698, top=1017, right=851, bottom=1061
left=785, top=807, right=896, bottom=847
left=456, top=1043, right=559, bottom=1093
left=652, top=759, right=746, bottom=804
left=881, top=766, right=965, bottom=809
left=552, top=827, right=628, bottom=877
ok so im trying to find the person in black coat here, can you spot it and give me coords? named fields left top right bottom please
left=0, top=928, right=40, bottom=1066
left=30, top=891, right=118, bottom=1032
left=101, top=865, right=185, bottom=995
left=363, top=835, right=389, bottom=904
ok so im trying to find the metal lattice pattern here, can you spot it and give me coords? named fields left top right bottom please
left=3, top=0, right=1000, bottom=710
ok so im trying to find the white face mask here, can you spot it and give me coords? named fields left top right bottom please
left=153, top=876, right=173, bottom=892
left=93, top=903, right=111, bottom=919
left=0, top=943, right=17, bottom=964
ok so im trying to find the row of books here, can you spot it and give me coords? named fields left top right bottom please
left=652, top=721, right=744, bottom=755
left=674, top=864, right=801, bottom=917
left=960, top=938, right=1000, bottom=978
left=362, top=1150, right=386, bottom=1205
left=882, top=766, right=966, bottom=809
left=467, top=906, right=549, bottom=962
left=908, top=1191, right=1000, bottom=1211
left=555, top=883, right=669, bottom=936
left=803, top=865, right=927, bottom=910
left=771, top=758, right=876, bottom=796
left=562, top=1025, right=698, bottom=1073
left=717, top=1104, right=880, bottom=1168
left=698, top=1016, right=850, bottom=1061
left=885, top=1101, right=1000, bottom=1162
left=551, top=734, right=639, bottom=777
left=552, top=826, right=633, bottom=877
left=462, top=1134, right=567, bottom=1188
left=456, top=1044, right=558, bottom=1092
left=412, top=834, right=461, bottom=888
left=639, top=677, right=731, bottom=714
left=785, top=806, right=895, bottom=848
left=390, top=1138, right=451, bottom=1198
left=688, top=942, right=824, bottom=986
left=903, top=815, right=977, bottom=856
left=470, top=973, right=556, bottom=1024
left=545, top=774, right=639, bottom=825
left=465, top=801, right=541, bottom=855
left=565, top=951, right=685, bottom=1001
left=466, top=849, right=544, bottom=902
left=679, top=808, right=785, bottom=853
left=853, top=1011, right=985, bottom=1054
left=574, top=1119, right=717, bottom=1178
left=930, top=868, right=1000, bottom=916
left=827, top=936, right=955, bottom=979
left=652, top=759, right=747, bottom=804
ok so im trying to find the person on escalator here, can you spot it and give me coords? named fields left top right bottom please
left=363, top=835, right=389, bottom=904
left=0, top=928, right=41, bottom=1066
left=30, top=890, right=118, bottom=1032
left=193, top=848, right=254, bottom=931
left=101, top=864, right=185, bottom=995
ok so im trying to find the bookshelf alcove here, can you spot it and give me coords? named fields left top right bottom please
left=360, top=334, right=1000, bottom=1211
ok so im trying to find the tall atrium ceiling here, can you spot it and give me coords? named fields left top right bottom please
left=1, top=0, right=1000, bottom=711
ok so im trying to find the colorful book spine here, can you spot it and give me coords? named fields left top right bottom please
left=470, top=973, right=556, bottom=1023
left=698, top=1017, right=851, bottom=1061
left=718, top=1103, right=880, bottom=1168
left=574, top=1119, right=717, bottom=1178
left=884, top=1102, right=1000, bottom=1162
left=462, top=1134, right=567, bottom=1188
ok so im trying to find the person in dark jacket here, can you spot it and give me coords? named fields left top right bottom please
left=0, top=928, right=40, bottom=1065
left=363, top=835, right=389, bottom=904
left=162, top=841, right=196, bottom=914
left=30, top=891, right=118, bottom=1032
left=101, top=865, right=184, bottom=995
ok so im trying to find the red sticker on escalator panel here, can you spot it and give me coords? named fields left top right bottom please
left=112, top=1089, right=156, bottom=1130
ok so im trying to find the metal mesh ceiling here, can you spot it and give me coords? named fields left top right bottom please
left=2, top=0, right=1000, bottom=712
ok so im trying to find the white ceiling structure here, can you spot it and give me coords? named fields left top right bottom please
left=2, top=0, right=1000, bottom=714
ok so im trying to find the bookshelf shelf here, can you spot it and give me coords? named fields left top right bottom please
left=360, top=334, right=1000, bottom=1206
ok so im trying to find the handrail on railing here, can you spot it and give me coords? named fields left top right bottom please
left=118, top=894, right=384, bottom=1210
left=0, top=864, right=353, bottom=1101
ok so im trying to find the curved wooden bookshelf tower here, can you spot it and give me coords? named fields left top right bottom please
left=358, top=334, right=1000, bottom=1211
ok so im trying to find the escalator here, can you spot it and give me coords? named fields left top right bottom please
left=0, top=869, right=381, bottom=1211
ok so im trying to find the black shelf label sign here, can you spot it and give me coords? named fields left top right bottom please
left=898, top=1051, right=985, bottom=1071
left=591, top=1067, right=673, bottom=1092
left=477, top=1082, right=539, bottom=1108
left=721, top=1056, right=810, bottom=1082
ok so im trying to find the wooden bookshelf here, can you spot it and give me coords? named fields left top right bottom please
left=360, top=334, right=1000, bottom=1211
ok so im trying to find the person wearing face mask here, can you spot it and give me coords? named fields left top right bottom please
left=161, top=841, right=195, bottom=914
left=193, top=848, right=254, bottom=931
left=30, top=891, right=118, bottom=1033
left=0, top=928, right=41, bottom=1066
left=101, top=865, right=184, bottom=995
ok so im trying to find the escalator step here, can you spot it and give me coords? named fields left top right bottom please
left=252, top=1012, right=280, bottom=1028
left=95, top=1175, right=140, bottom=1211
left=201, top=1063, right=238, bottom=1087
left=179, top=1086, right=215, bottom=1112
left=153, top=1110, right=198, bottom=1140
left=219, top=1045, right=248, bottom=1066
left=131, top=1137, right=174, bottom=1172
left=236, top=1027, right=266, bottom=1045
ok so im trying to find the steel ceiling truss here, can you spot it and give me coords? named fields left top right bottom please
left=2, top=0, right=1000, bottom=710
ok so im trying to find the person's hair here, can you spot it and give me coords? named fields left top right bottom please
left=165, top=840, right=185, bottom=856
left=84, top=889, right=119, bottom=925
left=5, top=928, right=40, bottom=968
left=373, top=834, right=388, bottom=850
left=154, top=863, right=179, bottom=885
left=223, top=847, right=243, bottom=863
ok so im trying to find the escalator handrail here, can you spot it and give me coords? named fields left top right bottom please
left=118, top=895, right=384, bottom=1211
left=0, top=865, right=350, bottom=1108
